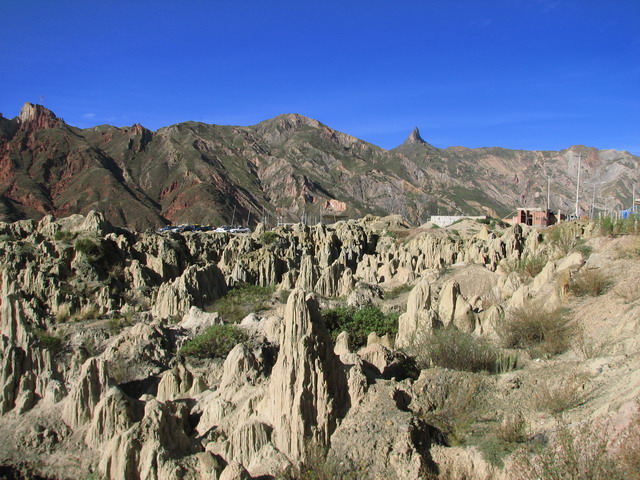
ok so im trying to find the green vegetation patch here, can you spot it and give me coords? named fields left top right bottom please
left=179, top=324, right=248, bottom=359
left=260, top=231, right=280, bottom=245
left=34, top=329, right=64, bottom=355
left=322, top=305, right=399, bottom=350
left=503, top=253, right=548, bottom=279
left=54, top=230, right=77, bottom=243
left=74, top=237, right=104, bottom=263
left=207, top=283, right=275, bottom=323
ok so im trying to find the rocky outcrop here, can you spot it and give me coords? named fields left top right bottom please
left=153, top=263, right=227, bottom=318
left=258, top=289, right=348, bottom=461
left=99, top=399, right=193, bottom=480
left=63, top=358, right=110, bottom=429
left=328, top=382, right=438, bottom=478
left=396, top=278, right=440, bottom=348
left=1, top=211, right=626, bottom=480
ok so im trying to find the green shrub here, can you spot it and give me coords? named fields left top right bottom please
left=595, top=215, right=639, bottom=237
left=547, top=224, right=581, bottom=254
left=108, top=312, right=136, bottom=334
left=322, top=305, right=399, bottom=350
left=384, top=284, right=413, bottom=299
left=569, top=268, right=612, bottom=297
left=34, top=329, right=64, bottom=355
left=505, top=253, right=548, bottom=278
left=278, top=289, right=291, bottom=304
left=622, top=214, right=640, bottom=235
left=207, top=283, right=275, bottom=322
left=179, top=324, right=248, bottom=359
left=495, top=351, right=519, bottom=373
left=414, top=328, right=500, bottom=373
left=479, top=413, right=529, bottom=467
left=54, top=230, right=77, bottom=243
left=500, top=303, right=574, bottom=357
left=260, top=231, right=280, bottom=245
left=74, top=238, right=104, bottom=263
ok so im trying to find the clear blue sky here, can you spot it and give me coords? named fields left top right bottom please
left=1, top=1, right=638, bottom=154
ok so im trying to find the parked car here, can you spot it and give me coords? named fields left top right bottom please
left=215, top=225, right=233, bottom=233
left=230, top=226, right=250, bottom=233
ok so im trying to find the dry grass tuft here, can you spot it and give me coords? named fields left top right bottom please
left=529, top=373, right=589, bottom=419
left=499, top=302, right=575, bottom=357
left=510, top=414, right=640, bottom=480
left=569, top=268, right=612, bottom=297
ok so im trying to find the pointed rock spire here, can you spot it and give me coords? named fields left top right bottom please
left=396, top=127, right=438, bottom=151
left=405, top=127, right=427, bottom=145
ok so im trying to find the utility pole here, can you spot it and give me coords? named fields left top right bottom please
left=231, top=204, right=237, bottom=226
left=574, top=152, right=586, bottom=219
left=547, top=177, right=551, bottom=211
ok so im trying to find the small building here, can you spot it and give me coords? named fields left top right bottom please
left=503, top=208, right=563, bottom=227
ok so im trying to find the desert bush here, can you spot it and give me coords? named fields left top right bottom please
left=260, top=231, right=279, bottom=245
left=504, top=253, right=547, bottom=278
left=55, top=302, right=73, bottom=323
left=478, top=412, right=529, bottom=467
left=499, top=303, right=574, bottom=357
left=569, top=268, right=611, bottom=297
left=34, top=329, right=64, bottom=355
left=414, top=328, right=500, bottom=373
left=495, top=411, right=528, bottom=444
left=74, top=237, right=104, bottom=263
left=417, top=371, right=487, bottom=446
left=573, top=326, right=607, bottom=360
left=622, top=214, right=640, bottom=234
left=510, top=420, right=635, bottom=480
left=108, top=312, right=136, bottom=334
left=529, top=374, right=588, bottom=419
left=75, top=304, right=99, bottom=322
left=278, top=289, right=291, bottom=304
left=547, top=224, right=582, bottom=255
left=54, top=230, right=77, bottom=243
left=179, top=324, right=248, bottom=359
left=207, top=283, right=275, bottom=322
left=322, top=305, right=398, bottom=350
left=384, top=283, right=413, bottom=299
left=595, top=215, right=640, bottom=237
left=495, top=351, right=519, bottom=373
left=280, top=443, right=366, bottom=480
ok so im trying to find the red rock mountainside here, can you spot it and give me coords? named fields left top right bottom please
left=0, top=103, right=638, bottom=229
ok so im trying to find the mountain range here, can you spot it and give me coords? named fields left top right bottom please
left=0, top=102, right=638, bottom=230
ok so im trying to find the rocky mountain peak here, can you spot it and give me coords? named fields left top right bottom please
left=18, top=102, right=62, bottom=131
left=405, top=127, right=427, bottom=145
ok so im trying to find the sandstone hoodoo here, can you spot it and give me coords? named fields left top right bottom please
left=0, top=211, right=639, bottom=479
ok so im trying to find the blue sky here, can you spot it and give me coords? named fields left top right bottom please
left=1, top=1, right=638, bottom=154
